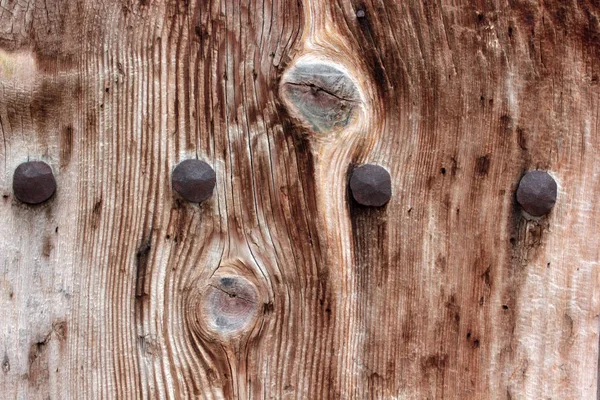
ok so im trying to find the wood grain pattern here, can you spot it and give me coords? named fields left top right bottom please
left=1, top=0, right=600, bottom=398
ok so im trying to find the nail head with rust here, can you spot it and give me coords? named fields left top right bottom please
left=516, top=170, right=557, bottom=216
left=12, top=161, right=57, bottom=205
left=172, top=159, right=216, bottom=203
left=349, top=164, right=392, bottom=207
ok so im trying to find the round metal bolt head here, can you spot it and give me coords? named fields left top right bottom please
left=349, top=164, right=392, bottom=207
left=172, top=159, right=216, bottom=203
left=516, top=170, right=557, bottom=217
left=12, top=161, right=57, bottom=205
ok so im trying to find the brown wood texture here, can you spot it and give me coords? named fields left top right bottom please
left=1, top=0, right=600, bottom=398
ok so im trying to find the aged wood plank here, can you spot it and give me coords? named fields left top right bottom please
left=0, top=0, right=599, bottom=398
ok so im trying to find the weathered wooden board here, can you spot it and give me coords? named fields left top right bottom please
left=1, top=0, right=600, bottom=398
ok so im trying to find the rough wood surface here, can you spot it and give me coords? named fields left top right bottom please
left=1, top=0, right=600, bottom=398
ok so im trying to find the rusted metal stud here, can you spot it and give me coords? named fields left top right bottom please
left=172, top=159, right=216, bottom=203
left=349, top=164, right=392, bottom=207
left=516, top=170, right=557, bottom=216
left=12, top=161, right=57, bottom=205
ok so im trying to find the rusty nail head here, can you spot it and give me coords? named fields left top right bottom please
left=349, top=164, right=392, bottom=207
left=172, top=159, right=216, bottom=203
left=516, top=170, right=557, bottom=216
left=13, top=161, right=57, bottom=205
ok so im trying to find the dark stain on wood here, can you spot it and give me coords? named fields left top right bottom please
left=28, top=334, right=51, bottom=388
left=500, top=114, right=513, bottom=132
left=135, top=236, right=152, bottom=301
left=90, top=198, right=103, bottom=230
left=1, top=354, right=9, bottom=373
left=475, top=155, right=491, bottom=176
left=421, top=353, right=448, bottom=373
left=60, top=124, right=74, bottom=168
left=516, top=127, right=528, bottom=150
left=481, top=266, right=492, bottom=289
left=42, top=235, right=53, bottom=258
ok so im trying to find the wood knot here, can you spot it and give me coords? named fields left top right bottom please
left=280, top=57, right=364, bottom=134
left=187, top=261, right=266, bottom=341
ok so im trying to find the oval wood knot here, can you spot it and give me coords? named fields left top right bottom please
left=189, top=274, right=262, bottom=341
left=280, top=58, right=363, bottom=133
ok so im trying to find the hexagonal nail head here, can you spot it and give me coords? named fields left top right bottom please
left=516, top=170, right=557, bottom=217
left=172, top=159, right=216, bottom=203
left=349, top=164, right=392, bottom=207
left=13, top=161, right=57, bottom=205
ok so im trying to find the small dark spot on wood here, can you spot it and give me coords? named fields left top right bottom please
left=425, top=176, right=435, bottom=189
left=500, top=114, right=512, bottom=131
left=42, top=236, right=53, bottom=257
left=435, top=255, right=447, bottom=272
left=479, top=296, right=484, bottom=305
left=28, top=334, right=51, bottom=387
left=440, top=167, right=446, bottom=175
left=472, top=339, right=480, bottom=348
left=516, top=127, right=528, bottom=150
left=445, top=295, right=460, bottom=325
left=481, top=266, right=491, bottom=288
left=467, top=332, right=471, bottom=339
left=53, top=321, right=67, bottom=340
left=60, top=125, right=74, bottom=168
left=502, top=305, right=509, bottom=310
left=510, top=237, right=516, bottom=245
left=263, top=302, right=274, bottom=314
left=135, top=237, right=152, bottom=299
left=55, top=226, right=58, bottom=233
left=137, top=335, right=146, bottom=350
left=220, top=277, right=234, bottom=287
left=91, top=198, right=103, bottom=229
left=475, top=155, right=490, bottom=176
left=1, top=354, right=9, bottom=373
left=508, top=26, right=514, bottom=37
left=408, top=207, right=412, bottom=213
left=450, top=156, right=458, bottom=176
